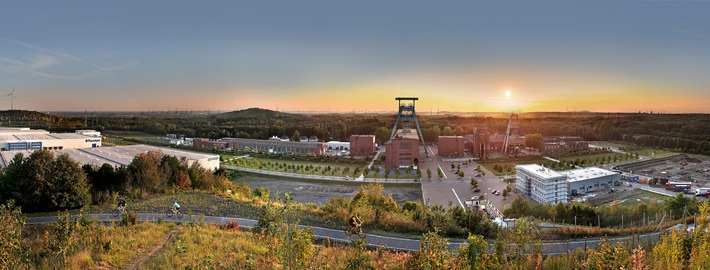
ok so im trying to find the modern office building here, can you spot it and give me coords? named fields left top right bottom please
left=0, top=128, right=101, bottom=151
left=563, top=167, right=621, bottom=195
left=438, top=136, right=465, bottom=157
left=515, top=164, right=569, bottom=204
left=516, top=164, right=621, bottom=204
left=349, top=135, right=376, bottom=156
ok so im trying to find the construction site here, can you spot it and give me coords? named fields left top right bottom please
left=616, top=154, right=710, bottom=188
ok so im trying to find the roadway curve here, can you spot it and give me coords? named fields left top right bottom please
left=27, top=213, right=671, bottom=255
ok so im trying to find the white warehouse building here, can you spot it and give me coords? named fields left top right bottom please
left=515, top=164, right=569, bottom=204
left=563, top=167, right=621, bottom=196
left=0, top=128, right=101, bottom=151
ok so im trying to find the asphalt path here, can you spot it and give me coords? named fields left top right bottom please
left=27, top=213, right=675, bottom=255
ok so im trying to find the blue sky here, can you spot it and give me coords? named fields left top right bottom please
left=1, top=1, right=710, bottom=112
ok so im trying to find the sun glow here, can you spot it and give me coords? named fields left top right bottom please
left=505, top=89, right=512, bottom=98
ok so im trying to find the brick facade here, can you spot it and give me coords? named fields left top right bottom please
left=349, top=135, right=376, bottom=156
left=438, top=136, right=465, bottom=157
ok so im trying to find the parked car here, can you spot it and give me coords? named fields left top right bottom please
left=473, top=188, right=481, bottom=193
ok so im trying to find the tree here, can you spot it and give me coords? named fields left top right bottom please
left=48, top=154, right=91, bottom=209
left=525, top=133, right=544, bottom=150
left=406, top=231, right=452, bottom=269
left=427, top=168, right=432, bottom=179
left=442, top=126, right=454, bottom=136
left=127, top=151, right=165, bottom=194
left=457, top=234, right=494, bottom=270
left=458, top=171, right=465, bottom=179
left=437, top=167, right=444, bottom=179
left=0, top=200, right=25, bottom=268
left=454, top=126, right=465, bottom=136
left=470, top=179, right=478, bottom=189
left=293, top=130, right=301, bottom=142
left=502, top=188, right=510, bottom=200
left=374, top=127, right=391, bottom=144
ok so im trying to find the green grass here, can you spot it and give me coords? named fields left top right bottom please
left=629, top=148, right=679, bottom=158
left=557, top=153, right=634, bottom=166
left=224, top=156, right=418, bottom=179
left=615, top=190, right=668, bottom=207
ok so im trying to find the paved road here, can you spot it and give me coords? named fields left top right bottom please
left=27, top=213, right=673, bottom=255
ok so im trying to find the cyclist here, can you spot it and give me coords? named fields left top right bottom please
left=349, top=213, right=363, bottom=232
left=117, top=197, right=127, bottom=212
left=173, top=201, right=181, bottom=213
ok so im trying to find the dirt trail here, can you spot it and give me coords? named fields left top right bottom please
left=130, top=229, right=179, bottom=270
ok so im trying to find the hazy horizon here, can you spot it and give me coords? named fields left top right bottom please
left=2, top=1, right=710, bottom=113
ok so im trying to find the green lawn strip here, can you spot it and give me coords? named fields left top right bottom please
left=615, top=190, right=669, bottom=207
left=225, top=156, right=418, bottom=179
left=557, top=153, right=634, bottom=166
left=630, top=148, right=679, bottom=158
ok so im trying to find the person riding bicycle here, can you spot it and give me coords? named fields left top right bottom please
left=117, top=197, right=127, bottom=211
left=173, top=201, right=181, bottom=212
left=349, top=213, right=363, bottom=231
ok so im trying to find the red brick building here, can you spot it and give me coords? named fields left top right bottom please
left=438, top=136, right=465, bottom=157
left=349, top=135, right=376, bottom=156
left=542, top=136, right=588, bottom=152
left=193, top=138, right=229, bottom=150
left=385, top=133, right=420, bottom=169
left=468, top=127, right=526, bottom=158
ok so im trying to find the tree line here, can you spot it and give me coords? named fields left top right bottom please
left=0, top=150, right=234, bottom=213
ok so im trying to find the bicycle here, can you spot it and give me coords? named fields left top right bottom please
left=112, top=206, right=127, bottom=217
left=166, top=206, right=184, bottom=218
left=345, top=225, right=366, bottom=238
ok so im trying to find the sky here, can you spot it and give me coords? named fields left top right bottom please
left=1, top=1, right=710, bottom=113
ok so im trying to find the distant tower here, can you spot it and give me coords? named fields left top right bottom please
left=502, top=113, right=519, bottom=156
left=389, top=97, right=428, bottom=156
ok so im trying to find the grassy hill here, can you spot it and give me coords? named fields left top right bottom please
left=218, top=107, right=302, bottom=119
left=0, top=110, right=82, bottom=130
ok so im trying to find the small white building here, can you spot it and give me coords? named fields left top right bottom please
left=326, top=141, right=350, bottom=150
left=76, top=130, right=102, bottom=137
left=516, top=164, right=568, bottom=204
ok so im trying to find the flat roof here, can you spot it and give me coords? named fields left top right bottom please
left=516, top=164, right=565, bottom=179
left=562, top=167, right=619, bottom=182
left=14, top=134, right=57, bottom=140
left=351, top=135, right=375, bottom=138
left=394, top=129, right=420, bottom=140
left=0, top=144, right=218, bottom=168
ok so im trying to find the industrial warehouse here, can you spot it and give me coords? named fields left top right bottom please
left=0, top=144, right=220, bottom=172
left=0, top=128, right=102, bottom=151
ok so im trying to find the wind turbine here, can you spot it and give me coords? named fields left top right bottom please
left=6, top=87, right=17, bottom=110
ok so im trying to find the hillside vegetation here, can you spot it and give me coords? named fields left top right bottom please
left=3, top=201, right=710, bottom=269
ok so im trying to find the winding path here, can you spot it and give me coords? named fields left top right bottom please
left=27, top=213, right=670, bottom=255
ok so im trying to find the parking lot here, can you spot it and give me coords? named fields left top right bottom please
left=419, top=145, right=519, bottom=217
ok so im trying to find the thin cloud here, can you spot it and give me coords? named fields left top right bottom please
left=1, top=38, right=115, bottom=73
left=665, top=27, right=710, bottom=41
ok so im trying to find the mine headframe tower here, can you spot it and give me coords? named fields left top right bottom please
left=502, top=113, right=519, bottom=156
left=389, top=97, right=428, bottom=156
